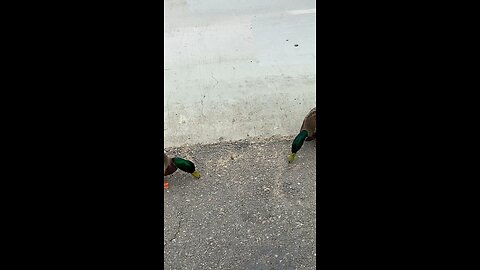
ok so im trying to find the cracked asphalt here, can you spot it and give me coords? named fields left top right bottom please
left=164, top=136, right=316, bottom=269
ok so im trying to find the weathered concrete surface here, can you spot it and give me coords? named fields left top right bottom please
left=164, top=137, right=316, bottom=269
left=164, top=0, right=316, bottom=147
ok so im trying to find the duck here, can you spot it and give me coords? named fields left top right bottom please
left=288, top=107, right=316, bottom=163
left=164, top=151, right=201, bottom=190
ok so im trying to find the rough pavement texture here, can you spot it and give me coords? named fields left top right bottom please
left=164, top=136, right=316, bottom=269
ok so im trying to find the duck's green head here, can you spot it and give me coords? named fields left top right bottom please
left=288, top=130, right=309, bottom=163
left=172, top=157, right=201, bottom=178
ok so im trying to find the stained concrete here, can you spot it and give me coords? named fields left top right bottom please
left=164, top=0, right=316, bottom=147
left=164, top=137, right=316, bottom=269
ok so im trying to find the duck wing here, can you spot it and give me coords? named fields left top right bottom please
left=164, top=152, right=178, bottom=176
left=300, top=107, right=316, bottom=141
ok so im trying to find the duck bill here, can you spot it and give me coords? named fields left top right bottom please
left=191, top=171, right=201, bottom=178
left=288, top=153, right=296, bottom=163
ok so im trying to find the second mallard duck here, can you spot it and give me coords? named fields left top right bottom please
left=288, top=107, right=316, bottom=163
left=164, top=151, right=200, bottom=190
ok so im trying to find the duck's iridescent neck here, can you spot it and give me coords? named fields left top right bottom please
left=292, top=130, right=309, bottom=153
left=172, top=157, right=196, bottom=173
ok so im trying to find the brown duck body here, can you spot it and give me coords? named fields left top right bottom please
left=164, top=151, right=178, bottom=176
left=301, top=107, right=316, bottom=141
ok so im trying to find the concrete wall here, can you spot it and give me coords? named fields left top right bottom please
left=164, top=0, right=316, bottom=147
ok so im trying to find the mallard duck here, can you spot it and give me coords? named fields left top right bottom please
left=164, top=151, right=200, bottom=190
left=288, top=107, right=316, bottom=163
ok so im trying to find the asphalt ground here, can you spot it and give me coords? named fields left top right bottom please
left=164, top=136, right=316, bottom=269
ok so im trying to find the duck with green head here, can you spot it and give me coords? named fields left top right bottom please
left=288, top=107, right=316, bottom=163
left=164, top=151, right=200, bottom=190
